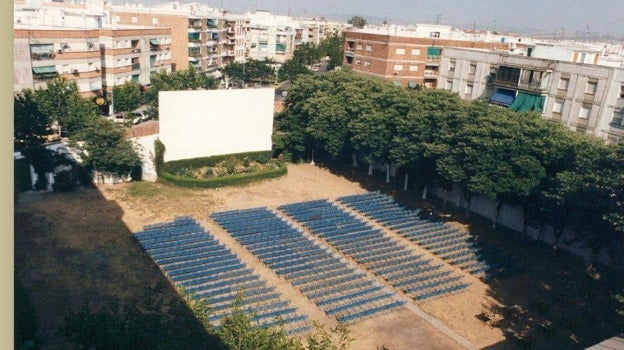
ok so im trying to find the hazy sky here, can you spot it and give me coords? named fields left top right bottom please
left=115, top=0, right=623, bottom=39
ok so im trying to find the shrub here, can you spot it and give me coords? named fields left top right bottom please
left=154, top=144, right=286, bottom=188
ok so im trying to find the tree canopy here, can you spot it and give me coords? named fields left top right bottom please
left=348, top=16, right=368, bottom=28
left=113, top=82, right=142, bottom=114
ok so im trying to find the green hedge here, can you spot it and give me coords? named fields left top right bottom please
left=153, top=140, right=286, bottom=188
left=159, top=162, right=287, bottom=188
left=163, top=150, right=273, bottom=173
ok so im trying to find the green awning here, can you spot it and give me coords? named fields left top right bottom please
left=427, top=47, right=441, bottom=56
left=509, top=92, right=545, bottom=112
left=32, top=66, right=57, bottom=74
left=276, top=43, right=286, bottom=52
left=149, top=39, right=161, bottom=45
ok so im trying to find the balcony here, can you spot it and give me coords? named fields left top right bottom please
left=424, top=70, right=438, bottom=78
left=345, top=49, right=354, bottom=57
left=131, top=63, right=141, bottom=71
left=188, top=51, right=202, bottom=58
left=31, top=52, right=56, bottom=60
left=425, top=56, right=440, bottom=66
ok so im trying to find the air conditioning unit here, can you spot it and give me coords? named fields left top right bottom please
left=87, top=42, right=94, bottom=49
left=72, top=69, right=79, bottom=74
left=95, top=67, right=101, bottom=72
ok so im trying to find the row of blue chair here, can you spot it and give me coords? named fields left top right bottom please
left=134, top=217, right=309, bottom=334
left=212, top=207, right=403, bottom=323
left=338, top=192, right=522, bottom=281
left=281, top=199, right=471, bottom=303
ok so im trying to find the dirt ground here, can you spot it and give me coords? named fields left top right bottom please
left=16, top=163, right=510, bottom=349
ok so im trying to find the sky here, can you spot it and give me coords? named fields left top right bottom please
left=114, top=0, right=624, bottom=39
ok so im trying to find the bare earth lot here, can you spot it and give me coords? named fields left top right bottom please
left=16, top=163, right=515, bottom=349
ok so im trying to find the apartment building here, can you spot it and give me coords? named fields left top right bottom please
left=99, top=28, right=172, bottom=94
left=14, top=28, right=103, bottom=98
left=343, top=24, right=523, bottom=88
left=109, top=3, right=189, bottom=71
left=438, top=47, right=624, bottom=142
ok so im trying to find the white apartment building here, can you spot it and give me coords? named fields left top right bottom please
left=438, top=47, right=624, bottom=142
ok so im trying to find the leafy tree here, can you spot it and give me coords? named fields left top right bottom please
left=144, top=66, right=217, bottom=119
left=73, top=118, right=141, bottom=176
left=391, top=89, right=467, bottom=200
left=278, top=60, right=311, bottom=82
left=318, top=34, right=344, bottom=70
left=35, top=77, right=78, bottom=137
left=113, top=82, right=142, bottom=114
left=292, top=42, right=322, bottom=66
left=549, top=137, right=623, bottom=268
left=14, top=89, right=49, bottom=151
left=223, top=59, right=275, bottom=85
left=348, top=16, right=368, bottom=28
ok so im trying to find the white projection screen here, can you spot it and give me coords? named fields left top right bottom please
left=158, top=88, right=275, bottom=162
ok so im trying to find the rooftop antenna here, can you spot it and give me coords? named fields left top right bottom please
left=435, top=14, right=442, bottom=25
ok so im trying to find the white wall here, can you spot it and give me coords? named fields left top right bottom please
left=131, top=134, right=158, bottom=182
left=159, top=88, right=274, bottom=162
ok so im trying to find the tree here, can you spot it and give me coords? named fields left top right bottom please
left=35, top=77, right=78, bottom=137
left=348, top=16, right=368, bottom=28
left=143, top=66, right=218, bottom=119
left=318, top=34, right=345, bottom=70
left=34, top=77, right=99, bottom=137
left=278, top=60, right=311, bottom=82
left=73, top=118, right=141, bottom=177
left=113, top=82, right=142, bottom=114
left=391, top=89, right=467, bottom=200
left=14, top=89, right=49, bottom=151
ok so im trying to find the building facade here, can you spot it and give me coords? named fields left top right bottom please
left=438, top=47, right=624, bottom=142
left=15, top=28, right=103, bottom=98
left=343, top=25, right=519, bottom=88
left=99, top=28, right=172, bottom=95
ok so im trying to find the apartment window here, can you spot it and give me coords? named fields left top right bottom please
left=585, top=80, right=597, bottom=94
left=446, top=79, right=453, bottom=90
left=113, top=15, right=120, bottom=22
left=355, top=59, right=361, bottom=65
left=449, top=59, right=456, bottom=72
left=612, top=110, right=624, bottom=126
left=465, top=83, right=474, bottom=96
left=579, top=105, right=591, bottom=119
left=395, top=48, right=405, bottom=55
left=363, top=61, right=370, bottom=67
left=552, top=99, right=564, bottom=114
left=393, top=64, right=403, bottom=71
left=409, top=65, right=418, bottom=72
left=88, top=62, right=94, bottom=71
left=131, top=16, right=138, bottom=23
left=558, top=77, right=570, bottom=90
left=411, top=49, right=420, bottom=56
left=116, top=59, right=122, bottom=66
left=356, top=43, right=362, bottom=50
left=152, top=18, right=159, bottom=25
left=365, top=45, right=372, bottom=51
left=469, top=63, right=477, bottom=75
left=61, top=64, right=70, bottom=74
left=620, top=85, right=624, bottom=98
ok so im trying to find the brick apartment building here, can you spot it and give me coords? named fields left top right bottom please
left=343, top=25, right=519, bottom=88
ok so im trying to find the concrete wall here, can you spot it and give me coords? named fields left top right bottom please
left=158, top=88, right=274, bottom=162
left=131, top=134, right=158, bottom=182
left=428, top=184, right=613, bottom=265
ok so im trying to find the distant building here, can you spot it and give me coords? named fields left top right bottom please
left=438, top=47, right=624, bottom=142
left=343, top=24, right=523, bottom=88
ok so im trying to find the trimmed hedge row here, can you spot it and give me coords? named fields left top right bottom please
left=154, top=139, right=286, bottom=188
left=158, top=162, right=287, bottom=188
left=163, top=150, right=273, bottom=173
